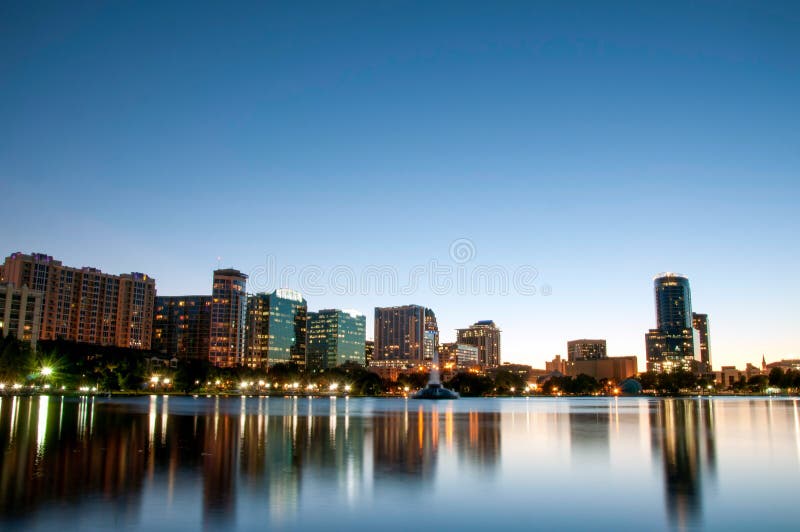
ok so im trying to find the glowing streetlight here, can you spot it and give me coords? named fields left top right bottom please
left=403, top=386, right=410, bottom=392
left=41, top=366, right=53, bottom=377
left=150, top=375, right=160, bottom=384
left=292, top=382, right=299, bottom=389
left=162, top=378, right=171, bottom=385
left=240, top=381, right=249, bottom=389
left=329, top=383, right=339, bottom=391
left=215, top=379, right=221, bottom=386
left=344, top=384, right=351, bottom=393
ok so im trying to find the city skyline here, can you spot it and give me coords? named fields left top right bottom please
left=4, top=247, right=793, bottom=372
left=2, top=2, right=798, bottom=369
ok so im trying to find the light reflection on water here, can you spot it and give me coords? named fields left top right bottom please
left=0, top=396, right=798, bottom=531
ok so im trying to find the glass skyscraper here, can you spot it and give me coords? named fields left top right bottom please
left=246, top=289, right=307, bottom=368
left=645, top=273, right=698, bottom=373
left=306, top=309, right=366, bottom=370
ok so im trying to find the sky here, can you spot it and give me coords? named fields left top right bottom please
left=1, top=1, right=798, bottom=370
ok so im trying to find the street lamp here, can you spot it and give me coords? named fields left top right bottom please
left=41, top=366, right=53, bottom=377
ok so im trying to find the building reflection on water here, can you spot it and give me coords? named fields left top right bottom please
left=8, top=395, right=792, bottom=530
left=0, top=396, right=503, bottom=527
left=650, top=399, right=717, bottom=530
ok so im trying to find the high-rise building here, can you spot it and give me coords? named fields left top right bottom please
left=152, top=295, right=211, bottom=360
left=245, top=289, right=307, bottom=368
left=692, top=313, right=711, bottom=372
left=0, top=252, right=156, bottom=349
left=645, top=273, right=698, bottom=373
left=373, top=305, right=438, bottom=366
left=566, top=339, right=607, bottom=361
left=306, top=309, right=366, bottom=370
left=0, top=283, right=43, bottom=347
left=209, top=269, right=248, bottom=367
left=456, top=320, right=501, bottom=368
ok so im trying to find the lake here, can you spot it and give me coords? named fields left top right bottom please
left=1, top=395, right=798, bottom=531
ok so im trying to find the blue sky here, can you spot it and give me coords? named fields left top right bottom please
left=2, top=1, right=798, bottom=369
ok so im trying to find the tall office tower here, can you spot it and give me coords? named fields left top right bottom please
left=152, top=295, right=212, bottom=360
left=456, top=320, right=501, bottom=368
left=0, top=252, right=156, bottom=349
left=245, top=289, right=307, bottom=368
left=645, top=273, right=698, bottom=373
left=566, top=339, right=607, bottom=361
left=306, top=309, right=366, bottom=370
left=692, top=313, right=711, bottom=372
left=0, top=283, right=43, bottom=347
left=209, top=269, right=248, bottom=367
left=365, top=340, right=374, bottom=366
left=373, top=305, right=437, bottom=366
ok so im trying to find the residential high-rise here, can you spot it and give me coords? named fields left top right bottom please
left=692, top=313, right=711, bottom=372
left=245, top=289, right=307, bottom=368
left=456, top=320, right=501, bottom=368
left=209, top=269, right=248, bottom=367
left=645, top=273, right=698, bottom=373
left=152, top=295, right=211, bottom=360
left=0, top=252, right=156, bottom=349
left=373, top=305, right=437, bottom=366
left=306, top=309, right=366, bottom=370
left=0, top=283, right=43, bottom=347
left=566, top=339, right=607, bottom=361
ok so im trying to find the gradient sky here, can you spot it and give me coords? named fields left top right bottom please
left=2, top=1, right=798, bottom=369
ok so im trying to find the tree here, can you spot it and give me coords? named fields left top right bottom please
left=769, top=367, right=785, bottom=387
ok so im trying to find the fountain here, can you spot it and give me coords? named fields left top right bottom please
left=411, top=348, right=459, bottom=400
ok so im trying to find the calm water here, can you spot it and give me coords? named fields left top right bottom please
left=1, top=395, right=799, bottom=531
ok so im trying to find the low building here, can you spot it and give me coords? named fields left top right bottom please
left=717, top=366, right=745, bottom=388
left=439, top=342, right=480, bottom=371
left=0, top=283, right=43, bottom=347
left=546, top=355, right=567, bottom=374
left=567, top=339, right=607, bottom=361
left=565, top=356, right=638, bottom=382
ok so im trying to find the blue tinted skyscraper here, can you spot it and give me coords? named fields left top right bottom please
left=645, top=273, right=698, bottom=373
left=246, top=289, right=307, bottom=368
left=306, top=309, right=366, bottom=370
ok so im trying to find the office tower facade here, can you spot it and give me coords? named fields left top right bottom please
left=209, top=269, right=248, bottom=367
left=152, top=295, right=212, bottom=360
left=645, top=273, right=698, bottom=373
left=245, top=289, right=307, bottom=368
left=439, top=342, right=480, bottom=370
left=566, top=339, right=607, bottom=361
left=0, top=283, right=43, bottom=347
left=306, top=309, right=366, bottom=370
left=456, top=320, right=501, bottom=368
left=692, top=313, right=711, bottom=372
left=373, top=305, right=437, bottom=366
left=0, top=252, right=156, bottom=349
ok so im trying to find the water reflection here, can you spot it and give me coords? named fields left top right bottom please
left=0, top=397, right=798, bottom=530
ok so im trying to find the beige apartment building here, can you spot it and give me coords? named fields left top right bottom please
left=0, top=283, right=43, bottom=347
left=0, top=252, right=156, bottom=349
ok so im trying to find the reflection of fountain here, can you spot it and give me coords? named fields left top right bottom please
left=412, top=348, right=459, bottom=400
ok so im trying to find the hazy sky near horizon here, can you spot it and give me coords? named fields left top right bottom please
left=2, top=1, right=798, bottom=369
